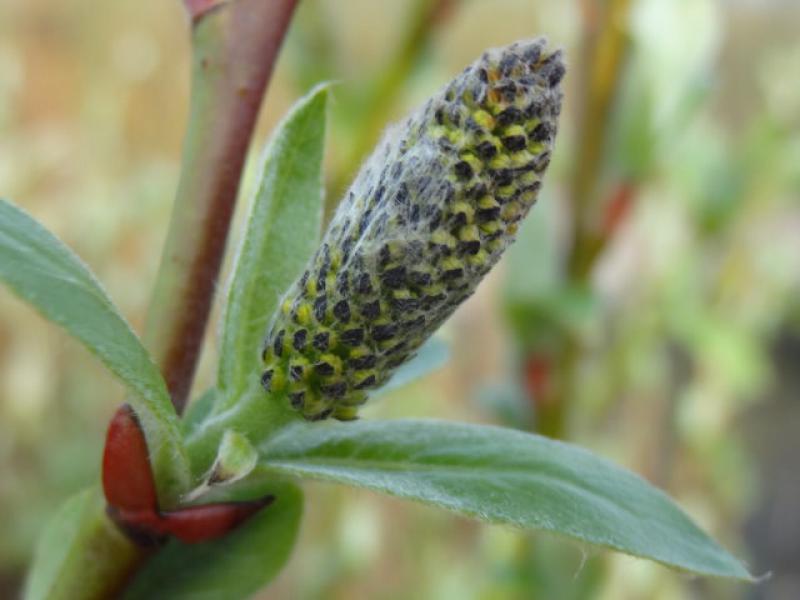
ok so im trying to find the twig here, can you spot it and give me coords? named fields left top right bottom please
left=41, top=2, right=297, bottom=597
left=567, top=0, right=632, bottom=280
left=144, top=0, right=298, bottom=413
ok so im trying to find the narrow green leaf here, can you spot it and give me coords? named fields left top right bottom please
left=123, top=481, right=303, bottom=600
left=0, top=198, right=189, bottom=498
left=259, top=419, right=752, bottom=580
left=217, top=85, right=328, bottom=398
left=24, top=488, right=143, bottom=600
left=372, top=336, right=449, bottom=398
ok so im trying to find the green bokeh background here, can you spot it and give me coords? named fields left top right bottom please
left=1, top=0, right=798, bottom=598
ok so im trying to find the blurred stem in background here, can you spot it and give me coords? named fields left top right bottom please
left=568, top=0, right=633, bottom=281
left=505, top=4, right=635, bottom=596
left=531, top=0, right=633, bottom=441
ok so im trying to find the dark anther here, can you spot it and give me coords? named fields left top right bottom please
left=454, top=161, right=473, bottom=180
left=451, top=211, right=468, bottom=228
left=314, top=295, right=327, bottom=322
left=353, top=375, right=376, bottom=390
left=350, top=354, right=377, bottom=369
left=315, top=271, right=326, bottom=292
left=466, top=183, right=487, bottom=199
left=361, top=300, right=381, bottom=320
left=333, top=300, right=351, bottom=323
left=476, top=141, right=497, bottom=160
left=314, top=361, right=335, bottom=377
left=530, top=122, right=551, bottom=143
left=409, top=270, right=432, bottom=286
left=458, top=240, right=481, bottom=256
left=313, top=331, right=330, bottom=351
left=491, top=169, right=513, bottom=187
left=386, top=353, right=410, bottom=368
left=522, top=181, right=542, bottom=195
left=502, top=135, right=527, bottom=152
left=496, top=107, right=522, bottom=127
left=524, top=101, right=543, bottom=121
left=395, top=183, right=409, bottom=206
left=320, top=381, right=347, bottom=399
left=499, top=53, right=518, bottom=76
left=273, top=330, right=285, bottom=357
left=406, top=240, right=425, bottom=261
left=384, top=341, right=408, bottom=355
left=428, top=209, right=443, bottom=232
left=358, top=212, right=371, bottom=235
left=289, top=391, right=305, bottom=409
left=547, top=62, right=565, bottom=88
left=442, top=182, right=455, bottom=204
left=340, top=328, right=365, bottom=346
left=336, top=273, right=349, bottom=295
left=405, top=315, right=426, bottom=330
left=522, top=44, right=541, bottom=64
left=356, top=272, right=373, bottom=294
left=494, top=82, right=517, bottom=103
left=477, top=207, right=501, bottom=221
left=391, top=296, right=420, bottom=312
left=443, top=267, right=465, bottom=280
left=373, top=323, right=398, bottom=341
left=293, top=329, right=307, bottom=351
left=534, top=152, right=551, bottom=174
left=290, top=365, right=304, bottom=381
left=260, top=369, right=273, bottom=392
left=381, top=266, right=406, bottom=289
left=422, top=293, right=446, bottom=309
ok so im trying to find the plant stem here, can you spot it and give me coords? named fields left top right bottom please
left=144, top=0, right=298, bottom=413
left=567, top=0, right=632, bottom=281
left=40, top=3, right=297, bottom=598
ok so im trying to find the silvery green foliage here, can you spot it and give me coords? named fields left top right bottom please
left=262, top=38, right=564, bottom=420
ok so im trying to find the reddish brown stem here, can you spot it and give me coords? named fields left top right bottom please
left=184, top=0, right=227, bottom=22
left=567, top=0, right=631, bottom=280
left=144, top=0, right=298, bottom=413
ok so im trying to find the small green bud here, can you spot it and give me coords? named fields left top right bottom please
left=208, top=429, right=258, bottom=485
left=183, top=430, right=258, bottom=502
left=262, top=38, right=564, bottom=420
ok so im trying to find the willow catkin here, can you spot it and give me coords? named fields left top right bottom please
left=261, top=38, right=565, bottom=421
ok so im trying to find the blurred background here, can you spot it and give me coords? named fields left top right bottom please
left=1, top=0, right=799, bottom=598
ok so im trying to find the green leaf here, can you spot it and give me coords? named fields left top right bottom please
left=259, top=419, right=752, bottom=580
left=0, top=198, right=189, bottom=498
left=182, top=387, right=218, bottom=436
left=217, top=84, right=328, bottom=399
left=373, top=337, right=449, bottom=397
left=123, top=481, right=303, bottom=600
left=24, top=488, right=143, bottom=600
